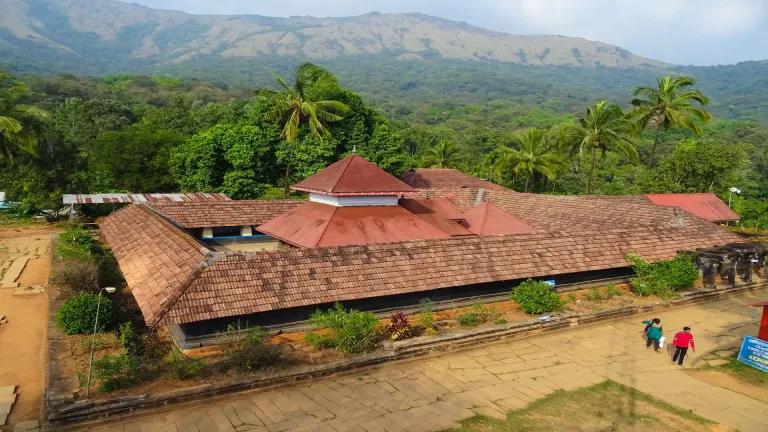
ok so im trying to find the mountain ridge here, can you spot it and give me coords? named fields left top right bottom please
left=0, top=0, right=668, bottom=74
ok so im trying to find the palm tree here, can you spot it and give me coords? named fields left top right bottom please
left=420, top=140, right=463, bottom=169
left=557, top=101, right=638, bottom=194
left=0, top=71, right=49, bottom=164
left=261, top=63, right=350, bottom=196
left=493, top=128, right=567, bottom=192
left=631, top=75, right=711, bottom=165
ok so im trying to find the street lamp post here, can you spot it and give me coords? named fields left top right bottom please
left=85, top=286, right=116, bottom=399
left=728, top=187, right=741, bottom=208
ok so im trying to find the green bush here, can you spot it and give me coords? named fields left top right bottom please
left=419, top=298, right=435, bottom=329
left=305, top=303, right=380, bottom=354
left=56, top=292, right=112, bottom=335
left=225, top=327, right=281, bottom=371
left=118, top=322, right=137, bottom=356
left=93, top=353, right=138, bottom=392
left=605, top=284, right=622, bottom=298
left=512, top=280, right=564, bottom=314
left=50, top=259, right=100, bottom=293
left=165, top=346, right=205, bottom=379
left=56, top=227, right=95, bottom=260
left=457, top=312, right=481, bottom=327
left=627, top=254, right=699, bottom=298
left=456, top=304, right=498, bottom=327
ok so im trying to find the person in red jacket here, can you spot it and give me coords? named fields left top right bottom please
left=672, top=326, right=695, bottom=366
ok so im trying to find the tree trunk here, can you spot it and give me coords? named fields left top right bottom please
left=523, top=175, right=530, bottom=192
left=282, top=163, right=291, bottom=198
left=649, top=123, right=662, bottom=166
left=587, top=148, right=597, bottom=194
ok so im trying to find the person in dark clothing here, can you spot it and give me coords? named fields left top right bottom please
left=642, top=318, right=663, bottom=352
left=672, top=326, right=696, bottom=366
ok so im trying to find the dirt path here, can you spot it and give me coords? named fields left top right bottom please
left=0, top=227, right=57, bottom=424
left=73, top=288, right=768, bottom=432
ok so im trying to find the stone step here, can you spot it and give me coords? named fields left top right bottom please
left=0, top=256, right=30, bottom=288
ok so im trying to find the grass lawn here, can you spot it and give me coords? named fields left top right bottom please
left=714, top=354, right=768, bottom=386
left=444, top=380, right=727, bottom=432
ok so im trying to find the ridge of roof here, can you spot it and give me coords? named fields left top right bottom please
left=100, top=204, right=217, bottom=326
left=292, top=155, right=416, bottom=196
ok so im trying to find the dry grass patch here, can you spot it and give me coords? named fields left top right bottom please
left=445, top=380, right=730, bottom=432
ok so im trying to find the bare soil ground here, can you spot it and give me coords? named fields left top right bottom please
left=0, top=226, right=59, bottom=424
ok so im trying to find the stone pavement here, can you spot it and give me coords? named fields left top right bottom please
left=73, top=289, right=768, bottom=432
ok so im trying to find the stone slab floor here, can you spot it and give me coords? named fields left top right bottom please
left=72, top=289, right=768, bottom=432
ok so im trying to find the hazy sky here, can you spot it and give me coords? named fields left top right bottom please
left=132, top=0, right=768, bottom=65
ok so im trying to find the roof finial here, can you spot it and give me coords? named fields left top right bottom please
left=352, top=144, right=357, bottom=154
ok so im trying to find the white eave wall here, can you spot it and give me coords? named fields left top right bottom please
left=309, top=193, right=399, bottom=207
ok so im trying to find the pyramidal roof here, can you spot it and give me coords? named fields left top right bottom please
left=292, top=155, right=416, bottom=196
left=463, top=202, right=534, bottom=236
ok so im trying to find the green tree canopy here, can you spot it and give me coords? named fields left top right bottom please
left=420, top=140, right=464, bottom=169
left=0, top=71, right=49, bottom=163
left=631, top=76, right=711, bottom=164
left=493, top=128, right=567, bottom=192
left=557, top=101, right=638, bottom=194
left=170, top=124, right=279, bottom=198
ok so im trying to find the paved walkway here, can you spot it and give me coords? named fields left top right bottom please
left=74, top=290, right=768, bottom=432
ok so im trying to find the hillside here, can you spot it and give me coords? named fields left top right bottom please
left=1, top=0, right=767, bottom=120
left=0, top=0, right=665, bottom=74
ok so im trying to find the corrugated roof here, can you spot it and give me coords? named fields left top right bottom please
left=62, top=193, right=230, bottom=205
left=399, top=198, right=473, bottom=236
left=401, top=168, right=505, bottom=190
left=644, top=193, right=739, bottom=222
left=257, top=201, right=449, bottom=248
left=292, top=155, right=416, bottom=196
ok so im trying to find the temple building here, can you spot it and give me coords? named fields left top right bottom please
left=100, top=155, right=764, bottom=348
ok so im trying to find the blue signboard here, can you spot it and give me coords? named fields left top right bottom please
left=737, top=336, right=768, bottom=373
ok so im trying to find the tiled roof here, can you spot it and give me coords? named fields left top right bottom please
left=100, top=205, right=211, bottom=326
left=63, top=192, right=231, bottom=205
left=644, top=193, right=739, bottom=222
left=163, top=222, right=739, bottom=325
left=462, top=202, right=535, bottom=235
left=257, top=201, right=449, bottom=248
left=292, top=155, right=416, bottom=196
left=150, top=200, right=304, bottom=228
left=102, top=190, right=743, bottom=326
left=402, top=168, right=505, bottom=190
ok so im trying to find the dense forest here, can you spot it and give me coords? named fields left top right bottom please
left=0, top=63, right=766, bottom=229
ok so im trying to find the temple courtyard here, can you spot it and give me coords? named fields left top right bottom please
left=71, top=288, right=768, bottom=432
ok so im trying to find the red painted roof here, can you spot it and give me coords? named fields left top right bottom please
left=292, top=155, right=416, bottom=196
left=400, top=198, right=473, bottom=236
left=644, top=193, right=739, bottom=222
left=257, top=201, right=448, bottom=248
left=462, top=202, right=535, bottom=236
left=399, top=197, right=465, bottom=220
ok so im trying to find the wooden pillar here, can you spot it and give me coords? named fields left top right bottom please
left=724, top=261, right=736, bottom=287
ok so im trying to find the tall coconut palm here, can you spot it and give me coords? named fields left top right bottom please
left=0, top=71, right=49, bottom=164
left=558, top=101, right=638, bottom=194
left=493, top=128, right=567, bottom=192
left=420, top=140, right=463, bottom=169
left=261, top=63, right=350, bottom=196
left=631, top=75, right=711, bottom=164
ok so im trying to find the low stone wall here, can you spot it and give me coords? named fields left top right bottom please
left=46, top=281, right=767, bottom=429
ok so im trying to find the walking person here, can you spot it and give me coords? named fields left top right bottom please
left=642, top=318, right=663, bottom=352
left=672, top=326, right=696, bottom=366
